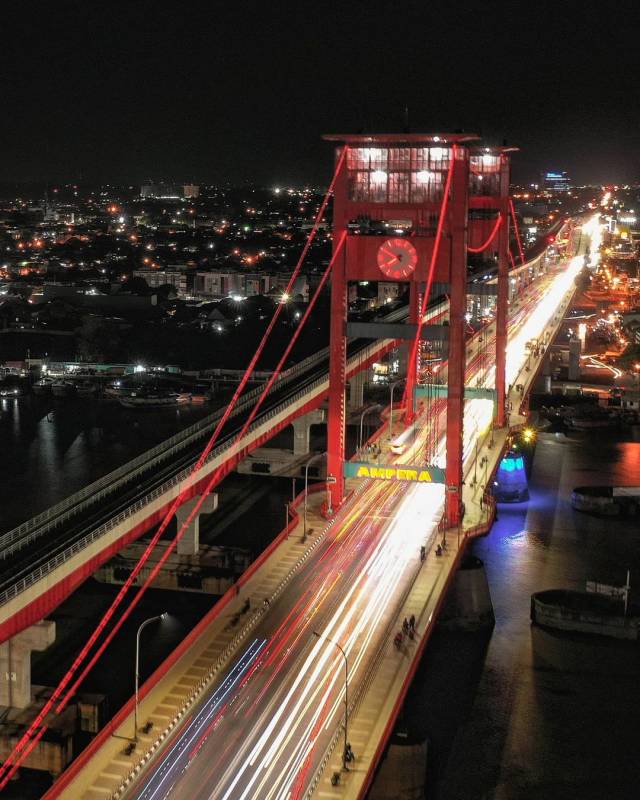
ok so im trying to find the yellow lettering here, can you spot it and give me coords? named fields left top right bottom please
left=406, top=470, right=417, bottom=481
left=397, top=469, right=406, bottom=480
left=356, top=466, right=370, bottom=478
left=418, top=470, right=432, bottom=482
left=386, top=468, right=395, bottom=480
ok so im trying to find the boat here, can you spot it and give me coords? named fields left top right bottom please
left=76, top=381, right=98, bottom=397
left=32, top=378, right=53, bottom=395
left=104, top=380, right=127, bottom=398
left=567, top=416, right=616, bottom=430
left=531, top=589, right=640, bottom=641
left=51, top=380, right=76, bottom=397
left=0, top=382, right=24, bottom=398
left=119, top=388, right=182, bottom=408
left=188, top=393, right=210, bottom=405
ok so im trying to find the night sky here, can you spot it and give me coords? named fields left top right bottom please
left=2, top=0, right=639, bottom=186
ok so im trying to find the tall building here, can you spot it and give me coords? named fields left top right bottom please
left=140, top=182, right=182, bottom=199
left=543, top=171, right=570, bottom=192
left=183, top=184, right=200, bottom=199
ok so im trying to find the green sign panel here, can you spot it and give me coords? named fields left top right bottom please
left=344, top=461, right=446, bottom=484
left=414, top=385, right=496, bottom=402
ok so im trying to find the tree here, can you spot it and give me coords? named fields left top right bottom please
left=120, top=276, right=150, bottom=295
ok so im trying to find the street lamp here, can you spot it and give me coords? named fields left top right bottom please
left=312, top=631, right=349, bottom=770
left=135, top=613, right=168, bottom=742
left=303, top=452, right=326, bottom=542
left=358, top=404, right=381, bottom=453
left=388, top=379, right=404, bottom=440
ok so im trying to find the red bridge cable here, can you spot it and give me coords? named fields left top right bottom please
left=0, top=235, right=347, bottom=787
left=58, top=237, right=345, bottom=704
left=467, top=213, right=503, bottom=253
left=400, top=147, right=456, bottom=412
left=509, top=197, right=525, bottom=265
left=0, top=148, right=349, bottom=787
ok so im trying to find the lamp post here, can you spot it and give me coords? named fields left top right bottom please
left=313, top=631, right=348, bottom=770
left=358, top=404, right=381, bottom=453
left=135, top=613, right=167, bottom=742
left=303, top=452, right=326, bottom=542
left=473, top=439, right=479, bottom=486
left=388, top=379, right=404, bottom=440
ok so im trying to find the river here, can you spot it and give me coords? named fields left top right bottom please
left=407, top=428, right=640, bottom=800
left=0, top=394, right=218, bottom=532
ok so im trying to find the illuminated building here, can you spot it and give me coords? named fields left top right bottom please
left=543, top=171, right=571, bottom=192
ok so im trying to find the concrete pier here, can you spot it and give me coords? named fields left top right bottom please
left=437, top=556, right=495, bottom=631
left=0, top=620, right=56, bottom=709
left=292, top=409, right=325, bottom=456
left=368, top=729, right=428, bottom=800
left=175, top=493, right=218, bottom=556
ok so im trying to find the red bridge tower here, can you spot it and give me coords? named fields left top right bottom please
left=324, top=134, right=514, bottom=526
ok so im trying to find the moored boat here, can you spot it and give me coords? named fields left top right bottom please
left=119, top=389, right=181, bottom=408
left=76, top=381, right=98, bottom=397
left=33, top=378, right=54, bottom=395
left=531, top=588, right=640, bottom=641
left=52, top=380, right=76, bottom=397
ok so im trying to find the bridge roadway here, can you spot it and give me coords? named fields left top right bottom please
left=46, top=237, right=589, bottom=800
left=0, top=222, right=566, bottom=642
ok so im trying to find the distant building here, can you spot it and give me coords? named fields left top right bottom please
left=194, top=271, right=243, bottom=299
left=140, top=182, right=200, bottom=199
left=133, top=269, right=190, bottom=298
left=543, top=171, right=570, bottom=192
left=378, top=282, right=401, bottom=304
left=140, top=183, right=182, bottom=200
left=243, top=273, right=272, bottom=296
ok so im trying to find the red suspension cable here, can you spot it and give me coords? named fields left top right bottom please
left=48, top=236, right=346, bottom=723
left=467, top=213, right=503, bottom=253
left=401, top=147, right=456, bottom=412
left=508, top=248, right=516, bottom=269
left=509, top=198, right=525, bottom=265
left=0, top=149, right=349, bottom=787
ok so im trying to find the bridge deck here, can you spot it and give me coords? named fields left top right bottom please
left=45, top=276, right=573, bottom=800
left=40, top=229, right=583, bottom=800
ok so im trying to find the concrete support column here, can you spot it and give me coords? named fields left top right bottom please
left=397, top=343, right=408, bottom=376
left=291, top=409, right=325, bottom=456
left=0, top=620, right=56, bottom=709
left=348, top=370, right=366, bottom=410
left=369, top=732, right=428, bottom=800
left=568, top=337, right=581, bottom=381
left=176, top=493, right=218, bottom=556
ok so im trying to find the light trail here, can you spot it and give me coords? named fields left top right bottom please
left=126, top=226, right=595, bottom=800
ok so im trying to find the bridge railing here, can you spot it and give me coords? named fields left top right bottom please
left=0, top=367, right=337, bottom=607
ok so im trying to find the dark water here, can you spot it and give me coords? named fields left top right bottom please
left=408, top=430, right=640, bottom=800
left=0, top=395, right=215, bottom=532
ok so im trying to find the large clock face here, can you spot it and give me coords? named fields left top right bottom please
left=377, top=238, right=418, bottom=279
